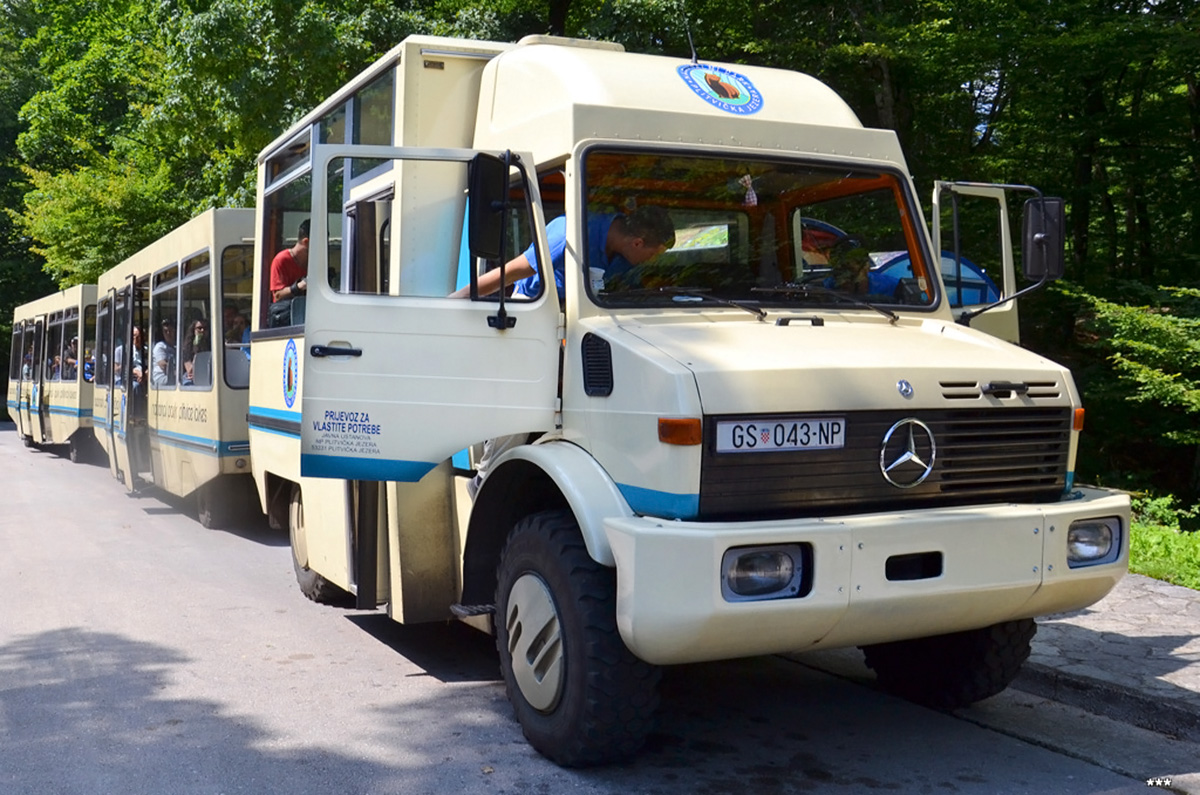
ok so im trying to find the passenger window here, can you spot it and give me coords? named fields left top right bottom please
left=83, top=305, right=97, bottom=383
left=96, top=301, right=111, bottom=385
left=46, top=313, right=63, bottom=381
left=62, top=308, right=80, bottom=381
left=262, top=173, right=312, bottom=330
left=152, top=275, right=179, bottom=390
left=221, top=244, right=253, bottom=388
left=180, top=258, right=212, bottom=390
left=8, top=325, right=20, bottom=380
left=322, top=155, right=540, bottom=302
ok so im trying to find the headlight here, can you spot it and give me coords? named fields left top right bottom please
left=721, top=544, right=808, bottom=602
left=1066, top=517, right=1121, bottom=567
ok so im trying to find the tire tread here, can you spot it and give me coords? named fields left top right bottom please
left=496, top=509, right=660, bottom=766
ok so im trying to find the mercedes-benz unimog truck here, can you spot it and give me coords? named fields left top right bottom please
left=246, top=34, right=1129, bottom=765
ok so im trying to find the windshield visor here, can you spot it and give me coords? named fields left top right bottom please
left=583, top=150, right=937, bottom=311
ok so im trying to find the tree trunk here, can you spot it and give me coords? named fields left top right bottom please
left=1070, top=80, right=1106, bottom=283
left=1094, top=162, right=1118, bottom=275
left=548, top=0, right=569, bottom=36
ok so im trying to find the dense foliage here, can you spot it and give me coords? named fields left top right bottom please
left=2, top=0, right=1198, bottom=507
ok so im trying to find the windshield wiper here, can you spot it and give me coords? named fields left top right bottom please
left=601, top=286, right=767, bottom=321
left=752, top=283, right=898, bottom=323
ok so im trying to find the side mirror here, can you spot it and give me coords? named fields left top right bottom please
left=467, top=153, right=509, bottom=261
left=1022, top=197, right=1065, bottom=281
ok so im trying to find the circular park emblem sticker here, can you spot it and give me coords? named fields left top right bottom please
left=283, top=338, right=299, bottom=408
left=677, top=63, right=763, bottom=115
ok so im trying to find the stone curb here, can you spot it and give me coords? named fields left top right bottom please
left=1015, top=661, right=1200, bottom=744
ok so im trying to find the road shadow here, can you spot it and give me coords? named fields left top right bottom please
left=155, top=486, right=288, bottom=547
left=344, top=614, right=501, bottom=684
left=0, top=627, right=404, bottom=795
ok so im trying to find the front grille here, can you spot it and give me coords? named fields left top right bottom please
left=698, top=407, right=1070, bottom=520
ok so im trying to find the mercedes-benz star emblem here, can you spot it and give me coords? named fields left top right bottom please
left=897, top=379, right=914, bottom=398
left=880, top=418, right=936, bottom=488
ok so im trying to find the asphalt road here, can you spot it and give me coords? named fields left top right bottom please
left=0, top=424, right=1157, bottom=794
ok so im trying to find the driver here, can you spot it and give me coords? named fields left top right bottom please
left=451, top=205, right=675, bottom=300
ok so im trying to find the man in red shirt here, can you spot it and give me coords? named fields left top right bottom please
left=269, top=219, right=310, bottom=326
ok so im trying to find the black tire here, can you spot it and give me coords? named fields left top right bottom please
left=861, top=618, right=1037, bottom=710
left=68, top=437, right=82, bottom=463
left=196, top=480, right=231, bottom=529
left=22, top=434, right=35, bottom=448
left=289, top=484, right=348, bottom=604
left=495, top=509, right=660, bottom=767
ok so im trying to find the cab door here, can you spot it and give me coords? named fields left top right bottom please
left=932, top=182, right=1019, bottom=343
left=297, top=147, right=560, bottom=481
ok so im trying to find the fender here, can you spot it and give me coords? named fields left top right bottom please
left=484, top=439, right=635, bottom=566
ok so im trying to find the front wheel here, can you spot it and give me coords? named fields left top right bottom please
left=495, top=509, right=660, bottom=767
left=861, top=618, right=1037, bottom=709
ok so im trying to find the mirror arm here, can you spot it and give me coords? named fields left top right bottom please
left=956, top=273, right=1049, bottom=326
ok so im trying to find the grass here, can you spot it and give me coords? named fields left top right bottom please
left=1129, top=521, right=1200, bottom=590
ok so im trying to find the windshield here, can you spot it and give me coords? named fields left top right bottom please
left=582, top=149, right=937, bottom=311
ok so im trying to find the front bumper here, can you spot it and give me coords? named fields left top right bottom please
left=604, top=487, right=1129, bottom=665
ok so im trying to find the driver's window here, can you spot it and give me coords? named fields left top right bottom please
left=325, top=155, right=540, bottom=302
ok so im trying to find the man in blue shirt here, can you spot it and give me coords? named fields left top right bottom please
left=454, top=206, right=675, bottom=299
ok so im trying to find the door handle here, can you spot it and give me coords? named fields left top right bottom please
left=310, top=345, right=363, bottom=358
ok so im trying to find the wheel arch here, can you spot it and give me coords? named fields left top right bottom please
left=460, top=441, right=634, bottom=606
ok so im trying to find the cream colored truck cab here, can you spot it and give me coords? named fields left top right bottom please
left=249, top=35, right=1130, bottom=766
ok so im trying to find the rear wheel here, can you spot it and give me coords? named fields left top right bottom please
left=495, top=509, right=660, bottom=766
left=861, top=618, right=1036, bottom=709
left=196, top=479, right=232, bottom=529
left=289, top=484, right=348, bottom=603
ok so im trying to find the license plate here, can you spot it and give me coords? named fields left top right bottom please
left=716, top=417, right=846, bottom=453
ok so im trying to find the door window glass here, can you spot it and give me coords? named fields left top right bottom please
left=937, top=193, right=1005, bottom=307
left=324, top=155, right=539, bottom=302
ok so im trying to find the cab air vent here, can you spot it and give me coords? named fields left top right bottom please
left=582, top=333, right=613, bottom=397
left=940, top=381, right=980, bottom=400
left=940, top=380, right=1062, bottom=401
left=1025, top=380, right=1062, bottom=399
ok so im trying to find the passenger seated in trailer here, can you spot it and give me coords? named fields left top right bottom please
left=151, top=318, right=176, bottom=388
left=63, top=337, right=79, bottom=380
left=114, top=327, right=146, bottom=391
left=223, top=302, right=250, bottom=359
left=181, top=318, right=211, bottom=387
left=268, top=219, right=310, bottom=327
